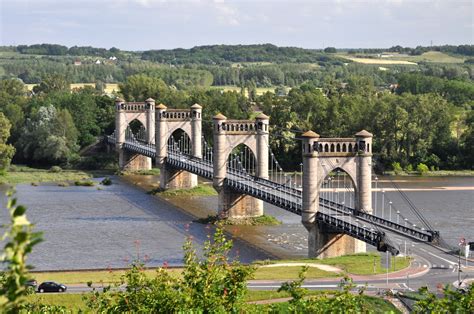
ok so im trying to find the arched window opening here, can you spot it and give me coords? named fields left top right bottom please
left=168, top=129, right=193, bottom=155
left=320, top=167, right=357, bottom=214
left=227, top=144, right=256, bottom=176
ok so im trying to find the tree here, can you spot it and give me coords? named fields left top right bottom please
left=32, top=74, right=69, bottom=94
left=0, top=191, right=42, bottom=312
left=324, top=47, right=337, bottom=53
left=86, top=225, right=254, bottom=312
left=119, top=74, right=170, bottom=102
left=17, top=105, right=78, bottom=165
left=0, top=113, right=15, bottom=172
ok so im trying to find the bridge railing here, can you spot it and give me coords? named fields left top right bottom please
left=320, top=198, right=436, bottom=242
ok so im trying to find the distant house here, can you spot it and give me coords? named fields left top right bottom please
left=95, top=60, right=101, bottom=65
left=73, top=60, right=82, bottom=66
left=109, top=56, right=117, bottom=61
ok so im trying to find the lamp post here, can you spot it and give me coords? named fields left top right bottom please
left=381, top=189, right=385, bottom=219
left=374, top=176, right=378, bottom=216
left=389, top=201, right=393, bottom=221
left=396, top=210, right=400, bottom=224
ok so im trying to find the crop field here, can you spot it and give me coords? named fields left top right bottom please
left=341, top=56, right=417, bottom=65
left=339, top=51, right=466, bottom=65
left=25, top=83, right=120, bottom=93
left=209, top=85, right=280, bottom=96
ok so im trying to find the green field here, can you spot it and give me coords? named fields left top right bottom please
left=260, top=253, right=410, bottom=275
left=338, top=51, right=466, bottom=65
left=0, top=166, right=91, bottom=185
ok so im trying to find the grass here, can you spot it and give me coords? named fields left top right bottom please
left=318, top=253, right=410, bottom=275
left=26, top=293, right=87, bottom=312
left=253, top=266, right=337, bottom=280
left=31, top=268, right=182, bottom=285
left=151, top=184, right=217, bottom=197
left=340, top=56, right=417, bottom=65
left=392, top=51, right=466, bottom=64
left=0, top=165, right=91, bottom=185
left=121, top=168, right=161, bottom=176
left=196, top=214, right=281, bottom=226
left=74, top=180, right=96, bottom=186
left=257, top=253, right=410, bottom=276
left=24, top=82, right=120, bottom=93
left=385, top=169, right=474, bottom=176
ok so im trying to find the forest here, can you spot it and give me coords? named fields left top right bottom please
left=0, top=43, right=472, bottom=172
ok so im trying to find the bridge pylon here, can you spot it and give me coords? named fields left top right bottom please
left=301, top=130, right=373, bottom=258
left=156, top=103, right=202, bottom=190
left=115, top=97, right=153, bottom=171
left=212, top=113, right=269, bottom=219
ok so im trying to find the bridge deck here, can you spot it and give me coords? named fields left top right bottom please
left=107, top=136, right=438, bottom=254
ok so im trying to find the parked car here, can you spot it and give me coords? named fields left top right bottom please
left=25, top=279, right=37, bottom=289
left=37, top=281, right=67, bottom=293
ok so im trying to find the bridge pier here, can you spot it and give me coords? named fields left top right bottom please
left=156, top=103, right=201, bottom=190
left=160, top=167, right=198, bottom=189
left=115, top=97, right=152, bottom=171
left=218, top=187, right=263, bottom=218
left=119, top=151, right=152, bottom=171
left=301, top=130, right=373, bottom=258
left=212, top=113, right=269, bottom=219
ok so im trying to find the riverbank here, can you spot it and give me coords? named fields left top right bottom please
left=383, top=170, right=474, bottom=176
left=0, top=165, right=92, bottom=185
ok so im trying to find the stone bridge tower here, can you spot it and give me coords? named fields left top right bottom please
left=115, top=97, right=155, bottom=171
left=301, top=130, right=373, bottom=258
left=212, top=113, right=269, bottom=218
left=156, top=104, right=202, bottom=189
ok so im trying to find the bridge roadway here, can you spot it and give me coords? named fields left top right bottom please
left=112, top=137, right=438, bottom=255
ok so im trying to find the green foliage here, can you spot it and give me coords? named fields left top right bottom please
left=196, top=214, right=281, bottom=226
left=85, top=225, right=255, bottom=312
left=391, top=162, right=403, bottom=174
left=413, top=284, right=474, bottom=313
left=276, top=268, right=370, bottom=312
left=0, top=113, right=15, bottom=171
left=0, top=191, right=42, bottom=313
left=17, top=105, right=79, bottom=165
left=100, top=177, right=112, bottom=185
left=416, top=163, right=429, bottom=175
left=74, top=180, right=95, bottom=186
left=49, top=165, right=62, bottom=173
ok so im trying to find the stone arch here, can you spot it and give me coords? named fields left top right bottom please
left=324, top=144, right=329, bottom=152
left=342, top=143, right=347, bottom=152
left=336, top=143, right=341, bottom=152
left=221, top=136, right=258, bottom=166
left=123, top=112, right=147, bottom=131
left=318, top=157, right=358, bottom=195
left=227, top=143, right=257, bottom=175
left=167, top=127, right=193, bottom=154
left=330, top=144, right=335, bottom=152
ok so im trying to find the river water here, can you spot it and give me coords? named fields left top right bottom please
left=0, top=175, right=472, bottom=270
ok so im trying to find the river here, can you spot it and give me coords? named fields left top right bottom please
left=0, top=175, right=472, bottom=270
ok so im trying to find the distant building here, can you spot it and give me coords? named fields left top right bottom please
left=109, top=56, right=117, bottom=61
left=95, top=60, right=101, bottom=65
left=73, top=60, right=82, bottom=66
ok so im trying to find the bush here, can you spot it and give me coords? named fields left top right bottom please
left=49, top=166, right=62, bottom=173
left=100, top=177, right=112, bottom=186
left=416, top=163, right=429, bottom=175
left=74, top=180, right=95, bottom=186
left=391, top=162, right=403, bottom=174
left=405, top=164, right=413, bottom=172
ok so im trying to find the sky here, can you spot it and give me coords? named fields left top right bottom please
left=0, top=0, right=472, bottom=50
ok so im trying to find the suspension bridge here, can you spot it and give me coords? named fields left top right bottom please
left=106, top=98, right=443, bottom=258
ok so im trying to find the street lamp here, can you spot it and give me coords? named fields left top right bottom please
left=389, top=201, right=393, bottom=221
left=374, top=176, right=378, bottom=216
left=396, top=210, right=400, bottom=224
left=381, top=189, right=385, bottom=219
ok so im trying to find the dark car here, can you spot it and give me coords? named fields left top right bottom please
left=37, top=281, right=67, bottom=293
